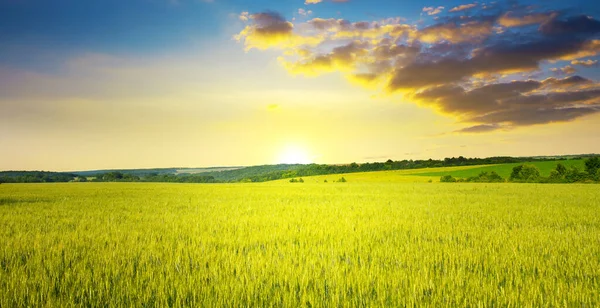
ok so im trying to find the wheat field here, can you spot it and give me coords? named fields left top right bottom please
left=1, top=178, right=599, bottom=306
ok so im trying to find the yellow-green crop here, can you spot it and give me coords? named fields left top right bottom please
left=1, top=179, right=599, bottom=306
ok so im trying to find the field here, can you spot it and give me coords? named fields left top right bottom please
left=1, top=175, right=600, bottom=306
left=410, top=159, right=586, bottom=179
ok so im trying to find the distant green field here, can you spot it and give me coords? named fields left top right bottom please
left=412, top=159, right=586, bottom=179
left=1, top=181, right=599, bottom=306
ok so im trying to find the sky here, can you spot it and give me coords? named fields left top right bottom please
left=1, top=0, right=600, bottom=171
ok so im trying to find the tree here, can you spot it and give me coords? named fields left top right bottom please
left=565, top=166, right=586, bottom=183
left=509, top=164, right=540, bottom=182
left=585, top=157, right=600, bottom=176
left=509, top=165, right=523, bottom=181
left=555, top=163, right=567, bottom=176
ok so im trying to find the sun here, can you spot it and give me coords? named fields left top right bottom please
left=278, top=145, right=313, bottom=165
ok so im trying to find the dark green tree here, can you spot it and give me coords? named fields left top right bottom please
left=509, top=164, right=540, bottom=182
left=585, top=157, right=600, bottom=176
left=555, top=163, right=567, bottom=176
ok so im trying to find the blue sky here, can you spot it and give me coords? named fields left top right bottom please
left=1, top=0, right=600, bottom=170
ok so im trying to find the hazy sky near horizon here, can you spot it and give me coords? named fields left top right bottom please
left=1, top=0, right=600, bottom=171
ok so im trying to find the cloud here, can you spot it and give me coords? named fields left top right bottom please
left=423, top=6, right=445, bottom=16
left=571, top=59, right=599, bottom=67
left=542, top=75, right=593, bottom=89
left=235, top=11, right=321, bottom=50
left=305, top=0, right=348, bottom=4
left=414, top=79, right=600, bottom=128
left=455, top=124, right=502, bottom=133
left=540, top=15, right=600, bottom=35
left=497, top=12, right=557, bottom=27
left=415, top=20, right=494, bottom=43
left=235, top=4, right=600, bottom=131
left=449, top=4, right=478, bottom=13
left=238, top=12, right=249, bottom=21
left=551, top=65, right=577, bottom=75
left=556, top=40, right=600, bottom=61
left=298, top=9, right=313, bottom=17
left=280, top=40, right=369, bottom=76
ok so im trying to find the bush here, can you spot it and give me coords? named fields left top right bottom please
left=474, top=171, right=504, bottom=183
left=337, top=177, right=347, bottom=183
left=440, top=175, right=457, bottom=183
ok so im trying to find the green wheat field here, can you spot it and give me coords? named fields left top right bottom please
left=1, top=170, right=599, bottom=306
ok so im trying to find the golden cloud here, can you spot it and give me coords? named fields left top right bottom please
left=497, top=12, right=556, bottom=27
left=415, top=21, right=494, bottom=44
left=449, top=3, right=477, bottom=13
left=235, top=12, right=322, bottom=50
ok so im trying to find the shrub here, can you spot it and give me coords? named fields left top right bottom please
left=440, top=175, right=457, bottom=183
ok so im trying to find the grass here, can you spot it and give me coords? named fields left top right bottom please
left=0, top=176, right=599, bottom=306
left=411, top=159, right=586, bottom=179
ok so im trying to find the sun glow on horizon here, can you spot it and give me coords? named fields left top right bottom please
left=277, top=145, right=313, bottom=165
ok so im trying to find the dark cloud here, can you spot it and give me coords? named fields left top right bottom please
left=542, top=75, right=592, bottom=88
left=237, top=3, right=600, bottom=132
left=372, top=44, right=420, bottom=61
left=415, top=81, right=543, bottom=115
left=251, top=11, right=293, bottom=36
left=415, top=79, right=600, bottom=129
left=540, top=15, right=600, bottom=36
left=308, top=18, right=351, bottom=31
left=455, top=124, right=502, bottom=133
left=470, top=106, right=600, bottom=126
left=388, top=35, right=594, bottom=92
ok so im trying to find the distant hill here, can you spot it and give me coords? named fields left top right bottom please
left=72, top=166, right=243, bottom=177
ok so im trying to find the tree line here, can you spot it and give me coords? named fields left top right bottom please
left=1, top=156, right=598, bottom=184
